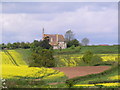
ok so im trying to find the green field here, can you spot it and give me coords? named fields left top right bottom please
left=54, top=45, right=118, bottom=55
left=1, top=45, right=119, bottom=88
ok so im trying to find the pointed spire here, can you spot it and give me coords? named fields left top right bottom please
left=43, top=28, right=44, bottom=35
left=42, top=28, right=45, bottom=40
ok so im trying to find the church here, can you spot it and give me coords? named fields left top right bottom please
left=42, top=29, right=67, bottom=49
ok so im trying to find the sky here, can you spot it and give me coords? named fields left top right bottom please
left=1, top=2, right=118, bottom=45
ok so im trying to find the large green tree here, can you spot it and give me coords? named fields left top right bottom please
left=30, top=47, right=55, bottom=67
left=30, top=37, right=54, bottom=67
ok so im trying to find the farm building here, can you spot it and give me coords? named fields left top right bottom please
left=42, top=29, right=67, bottom=49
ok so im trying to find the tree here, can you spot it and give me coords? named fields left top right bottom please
left=31, top=37, right=52, bottom=50
left=67, top=39, right=80, bottom=47
left=65, top=30, right=74, bottom=42
left=40, top=37, right=52, bottom=49
left=1, top=43, right=6, bottom=49
left=81, top=38, right=89, bottom=46
left=30, top=47, right=55, bottom=67
left=29, top=38, right=54, bottom=67
left=7, top=43, right=12, bottom=49
left=1, top=43, right=7, bottom=49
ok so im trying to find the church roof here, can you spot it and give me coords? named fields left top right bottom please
left=43, top=34, right=65, bottom=46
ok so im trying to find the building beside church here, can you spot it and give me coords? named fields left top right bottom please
left=42, top=29, right=67, bottom=49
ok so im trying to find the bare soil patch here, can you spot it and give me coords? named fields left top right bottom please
left=52, top=66, right=110, bottom=79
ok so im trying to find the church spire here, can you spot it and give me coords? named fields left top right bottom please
left=43, top=28, right=44, bottom=35
left=42, top=28, right=45, bottom=40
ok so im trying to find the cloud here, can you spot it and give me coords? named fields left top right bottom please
left=2, top=2, right=118, bottom=44
left=2, top=2, right=117, bottom=13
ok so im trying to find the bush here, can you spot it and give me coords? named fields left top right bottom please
left=90, top=55, right=103, bottom=65
left=70, top=45, right=75, bottom=49
left=82, top=51, right=93, bottom=64
left=66, top=80, right=75, bottom=88
left=82, top=51, right=103, bottom=65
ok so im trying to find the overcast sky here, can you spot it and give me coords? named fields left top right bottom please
left=1, top=2, right=118, bottom=45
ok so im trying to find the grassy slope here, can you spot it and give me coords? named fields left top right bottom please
left=54, top=45, right=118, bottom=55
left=80, top=46, right=118, bottom=54
left=15, top=49, right=32, bottom=65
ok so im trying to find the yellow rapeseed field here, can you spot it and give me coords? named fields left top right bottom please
left=109, top=75, right=120, bottom=80
left=2, top=65, right=65, bottom=79
left=74, top=83, right=120, bottom=87
left=7, top=50, right=27, bottom=65
left=57, top=54, right=119, bottom=67
left=1, top=50, right=65, bottom=80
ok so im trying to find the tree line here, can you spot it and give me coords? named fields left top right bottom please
left=0, top=42, right=31, bottom=50
left=0, top=30, right=90, bottom=50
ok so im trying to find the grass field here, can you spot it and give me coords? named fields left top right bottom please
left=54, top=45, right=118, bottom=55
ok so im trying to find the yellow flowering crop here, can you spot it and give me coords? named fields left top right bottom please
left=1, top=52, right=14, bottom=65
left=7, top=50, right=27, bottom=65
left=1, top=50, right=66, bottom=80
left=101, top=54, right=119, bottom=61
left=2, top=65, right=65, bottom=79
left=101, top=56, right=118, bottom=61
left=74, top=83, right=120, bottom=87
left=109, top=75, right=120, bottom=80
left=1, top=50, right=27, bottom=66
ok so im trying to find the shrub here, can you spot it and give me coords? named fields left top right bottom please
left=82, top=51, right=103, bottom=65
left=82, top=51, right=93, bottom=64
left=90, top=55, right=103, bottom=65
left=66, top=80, right=75, bottom=88
left=70, top=45, right=75, bottom=49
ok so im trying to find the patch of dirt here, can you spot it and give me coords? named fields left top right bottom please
left=52, top=66, right=110, bottom=79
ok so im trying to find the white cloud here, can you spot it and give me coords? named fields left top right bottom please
left=2, top=5, right=118, bottom=44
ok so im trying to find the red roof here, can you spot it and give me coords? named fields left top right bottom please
left=43, top=34, right=65, bottom=46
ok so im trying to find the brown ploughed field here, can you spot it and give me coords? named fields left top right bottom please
left=52, top=66, right=110, bottom=79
